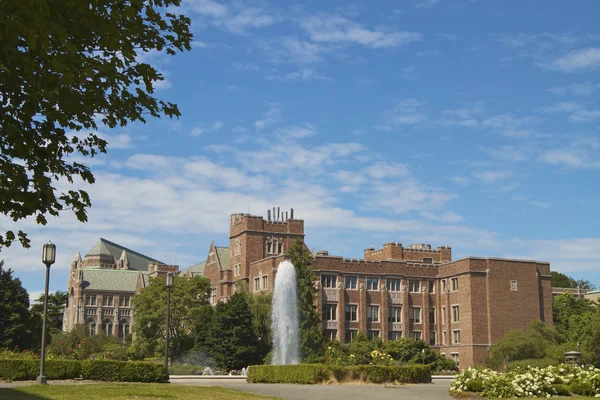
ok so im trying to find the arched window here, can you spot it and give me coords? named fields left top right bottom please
left=118, top=319, right=130, bottom=338
left=103, top=319, right=113, bottom=336
left=85, top=319, right=96, bottom=336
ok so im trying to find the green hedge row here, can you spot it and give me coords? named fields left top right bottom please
left=0, top=359, right=168, bottom=382
left=247, top=364, right=431, bottom=384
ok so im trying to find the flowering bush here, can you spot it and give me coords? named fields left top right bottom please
left=370, top=350, right=394, bottom=366
left=0, top=347, right=39, bottom=359
left=450, top=364, right=600, bottom=398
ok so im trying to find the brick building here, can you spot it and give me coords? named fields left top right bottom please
left=64, top=208, right=556, bottom=369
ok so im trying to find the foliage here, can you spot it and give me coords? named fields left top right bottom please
left=203, top=292, right=262, bottom=370
left=31, top=290, right=68, bottom=332
left=247, top=364, right=431, bottom=384
left=369, top=349, right=394, bottom=366
left=48, top=325, right=126, bottom=360
left=0, top=358, right=167, bottom=382
left=345, top=332, right=382, bottom=365
left=0, top=347, right=39, bottom=359
left=287, top=240, right=325, bottom=362
left=505, top=358, right=557, bottom=372
left=580, top=305, right=600, bottom=366
left=0, top=262, right=43, bottom=350
left=552, top=292, right=596, bottom=343
left=550, top=272, right=596, bottom=290
left=246, top=291, right=273, bottom=360
left=450, top=364, right=600, bottom=398
left=0, top=0, right=193, bottom=249
left=132, top=275, right=211, bottom=360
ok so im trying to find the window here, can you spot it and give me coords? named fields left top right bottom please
left=102, top=295, right=113, bottom=307
left=428, top=280, right=435, bottom=293
left=452, top=330, right=461, bottom=344
left=423, top=257, right=433, bottom=264
left=254, top=277, right=260, bottom=292
left=324, top=329, right=337, bottom=341
left=345, top=305, right=358, bottom=322
left=429, top=307, right=436, bottom=325
left=262, top=275, right=268, bottom=290
left=388, top=331, right=402, bottom=340
left=450, top=353, right=459, bottom=367
left=345, top=276, right=357, bottom=289
left=118, top=320, right=130, bottom=338
left=85, top=308, right=97, bottom=315
left=408, top=280, right=421, bottom=293
left=278, top=242, right=284, bottom=254
left=409, top=331, right=422, bottom=340
left=85, top=294, right=96, bottom=306
left=510, top=280, right=518, bottom=291
left=323, top=304, right=337, bottom=321
left=388, top=306, right=402, bottom=323
left=451, top=277, right=459, bottom=291
left=321, top=275, right=337, bottom=288
left=367, top=305, right=379, bottom=323
left=234, top=264, right=241, bottom=276
left=85, top=319, right=96, bottom=336
left=443, top=331, right=447, bottom=345
left=119, top=296, right=130, bottom=307
left=103, top=319, right=113, bottom=336
left=410, top=307, right=421, bottom=324
left=452, top=305, right=460, bottom=322
left=266, top=242, right=272, bottom=254
left=367, top=277, right=379, bottom=290
left=442, top=279, right=447, bottom=293
left=386, top=278, right=401, bottom=292
left=430, top=331, right=437, bottom=345
left=345, top=329, right=358, bottom=343
left=210, top=287, right=217, bottom=304
left=442, top=306, right=446, bottom=324
left=367, top=330, right=380, bottom=340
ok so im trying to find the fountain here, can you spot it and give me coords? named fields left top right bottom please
left=271, top=260, right=300, bottom=365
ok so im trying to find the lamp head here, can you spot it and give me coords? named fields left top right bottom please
left=42, top=241, right=56, bottom=266
left=166, top=272, right=174, bottom=288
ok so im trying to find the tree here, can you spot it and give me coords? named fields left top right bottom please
left=132, top=275, right=210, bottom=360
left=551, top=272, right=597, bottom=290
left=552, top=292, right=596, bottom=343
left=31, top=290, right=68, bottom=332
left=203, top=292, right=262, bottom=370
left=0, top=0, right=192, bottom=249
left=288, top=240, right=325, bottom=362
left=0, top=261, right=43, bottom=350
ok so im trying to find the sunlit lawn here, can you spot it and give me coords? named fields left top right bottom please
left=0, top=383, right=279, bottom=400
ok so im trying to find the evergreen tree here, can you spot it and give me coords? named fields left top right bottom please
left=0, top=261, right=43, bottom=350
left=206, top=292, right=261, bottom=370
left=31, top=290, right=68, bottom=333
left=288, top=240, right=325, bottom=362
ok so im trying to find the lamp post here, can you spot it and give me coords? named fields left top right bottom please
left=37, top=241, right=56, bottom=385
left=165, top=272, right=174, bottom=377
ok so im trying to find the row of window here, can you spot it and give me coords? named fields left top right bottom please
left=321, top=276, right=460, bottom=293
left=85, top=294, right=130, bottom=307
left=323, top=304, right=460, bottom=324
left=326, top=329, right=461, bottom=345
left=84, top=318, right=130, bottom=338
left=253, top=275, right=269, bottom=292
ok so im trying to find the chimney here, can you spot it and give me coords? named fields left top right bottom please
left=273, top=207, right=276, bottom=221
left=285, top=211, right=288, bottom=221
left=290, top=208, right=294, bottom=219
left=277, top=207, right=280, bottom=221
left=267, top=209, right=271, bottom=221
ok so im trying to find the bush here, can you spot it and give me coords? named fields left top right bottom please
left=0, top=358, right=167, bottom=382
left=505, top=357, right=557, bottom=371
left=569, top=379, right=595, bottom=396
left=550, top=383, right=570, bottom=396
left=247, top=364, right=431, bottom=384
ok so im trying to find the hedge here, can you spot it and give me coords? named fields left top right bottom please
left=0, top=359, right=168, bottom=382
left=247, top=364, right=431, bottom=384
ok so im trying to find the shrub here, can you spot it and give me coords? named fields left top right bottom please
left=0, top=358, right=167, bottom=382
left=550, top=383, right=570, bottom=396
left=246, top=364, right=430, bottom=384
left=569, top=379, right=595, bottom=396
left=505, top=357, right=557, bottom=371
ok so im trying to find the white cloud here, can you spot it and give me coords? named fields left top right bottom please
left=482, top=114, right=541, bottom=129
left=568, top=109, right=600, bottom=123
left=417, top=50, right=442, bottom=57
left=535, top=102, right=581, bottom=113
left=538, top=137, right=600, bottom=168
left=266, top=68, right=331, bottom=82
left=191, top=127, right=205, bottom=137
left=545, top=47, right=600, bottom=72
left=275, top=125, right=317, bottom=140
left=212, top=121, right=224, bottom=130
left=185, top=0, right=228, bottom=18
left=513, top=238, right=600, bottom=273
left=486, top=145, right=529, bottom=162
left=377, top=98, right=427, bottom=130
left=254, top=103, right=282, bottom=130
left=414, top=0, right=442, bottom=9
left=300, top=14, right=422, bottom=48
left=549, top=82, right=600, bottom=96
left=420, top=211, right=463, bottom=223
left=474, top=170, right=513, bottom=183
left=450, top=176, right=470, bottom=186
left=233, top=62, right=260, bottom=71
left=183, top=1, right=276, bottom=34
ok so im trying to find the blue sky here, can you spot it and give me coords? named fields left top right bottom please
left=3, top=0, right=600, bottom=301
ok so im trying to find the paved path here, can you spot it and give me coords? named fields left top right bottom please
left=172, top=378, right=455, bottom=399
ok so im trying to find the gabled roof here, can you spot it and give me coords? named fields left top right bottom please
left=85, top=238, right=161, bottom=271
left=81, top=268, right=147, bottom=292
left=215, top=247, right=230, bottom=270
left=178, top=260, right=207, bottom=277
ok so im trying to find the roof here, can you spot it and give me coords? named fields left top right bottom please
left=216, top=247, right=230, bottom=270
left=81, top=268, right=147, bottom=292
left=85, top=238, right=161, bottom=271
left=178, top=260, right=207, bottom=277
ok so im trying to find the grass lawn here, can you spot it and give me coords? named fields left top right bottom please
left=0, top=383, right=279, bottom=400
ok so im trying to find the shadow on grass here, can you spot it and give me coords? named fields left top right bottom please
left=0, top=388, right=50, bottom=399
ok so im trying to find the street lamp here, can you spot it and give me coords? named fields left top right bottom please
left=165, top=272, right=174, bottom=377
left=37, top=241, right=56, bottom=385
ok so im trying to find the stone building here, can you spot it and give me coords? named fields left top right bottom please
left=64, top=208, right=557, bottom=369
left=62, top=238, right=179, bottom=336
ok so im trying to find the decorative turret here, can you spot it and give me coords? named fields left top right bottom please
left=116, top=250, right=131, bottom=270
left=70, top=252, right=82, bottom=270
